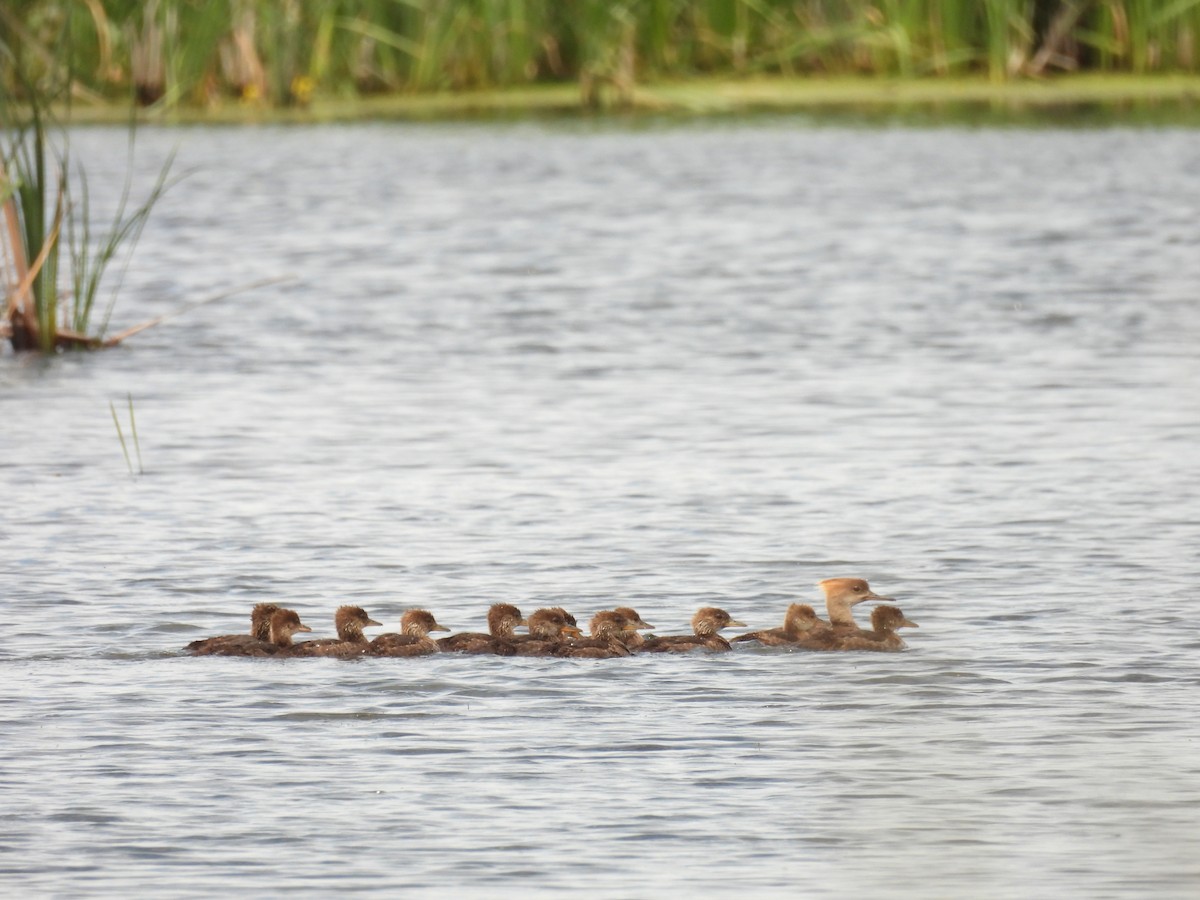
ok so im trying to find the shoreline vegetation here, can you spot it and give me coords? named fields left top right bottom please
left=3, top=2, right=1200, bottom=123
left=51, top=74, right=1200, bottom=125
left=5, top=3, right=1200, bottom=352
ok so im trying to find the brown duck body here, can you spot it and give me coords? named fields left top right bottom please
left=818, top=577, right=893, bottom=631
left=199, top=608, right=312, bottom=657
left=556, top=610, right=636, bottom=659
left=290, top=606, right=381, bottom=658
left=638, top=607, right=745, bottom=654
left=369, top=610, right=450, bottom=657
left=607, top=607, right=654, bottom=649
left=820, top=606, right=918, bottom=652
left=186, top=602, right=280, bottom=656
left=501, top=608, right=580, bottom=656
left=732, top=604, right=830, bottom=646
left=438, top=604, right=526, bottom=655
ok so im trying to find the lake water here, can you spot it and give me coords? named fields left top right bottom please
left=2, top=118, right=1199, bottom=898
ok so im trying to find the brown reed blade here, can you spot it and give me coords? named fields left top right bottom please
left=101, top=275, right=295, bottom=346
left=5, top=184, right=63, bottom=347
left=1, top=160, right=30, bottom=316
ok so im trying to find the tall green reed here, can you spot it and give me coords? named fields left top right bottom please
left=1, top=21, right=174, bottom=352
left=4, top=1, right=1200, bottom=110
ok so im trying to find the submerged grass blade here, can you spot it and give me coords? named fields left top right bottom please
left=102, top=275, right=295, bottom=346
left=110, top=400, right=134, bottom=475
left=127, top=393, right=143, bottom=475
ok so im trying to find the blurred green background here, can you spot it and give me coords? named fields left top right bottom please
left=3, top=0, right=1200, bottom=111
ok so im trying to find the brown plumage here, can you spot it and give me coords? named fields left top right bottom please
left=438, top=603, right=526, bottom=654
left=549, top=607, right=578, bottom=628
left=638, top=607, right=746, bottom=654
left=289, top=606, right=382, bottom=658
left=732, top=603, right=829, bottom=646
left=195, top=608, right=312, bottom=657
left=369, top=609, right=450, bottom=657
left=817, top=577, right=893, bottom=630
left=609, top=606, right=654, bottom=649
left=820, top=605, right=918, bottom=652
left=556, top=610, right=636, bottom=659
left=503, top=608, right=581, bottom=656
left=185, top=602, right=281, bottom=656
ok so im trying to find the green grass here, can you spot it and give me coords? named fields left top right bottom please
left=5, top=2, right=1200, bottom=112
left=110, top=393, right=143, bottom=476
left=47, top=73, right=1200, bottom=125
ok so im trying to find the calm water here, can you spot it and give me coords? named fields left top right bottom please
left=2, top=120, right=1199, bottom=898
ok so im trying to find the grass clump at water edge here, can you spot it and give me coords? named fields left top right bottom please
left=0, top=65, right=175, bottom=354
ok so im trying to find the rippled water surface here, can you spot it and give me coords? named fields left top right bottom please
left=2, top=120, right=1199, bottom=897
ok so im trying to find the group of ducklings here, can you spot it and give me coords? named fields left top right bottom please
left=185, top=577, right=917, bottom=659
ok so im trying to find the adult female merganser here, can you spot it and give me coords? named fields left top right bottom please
left=638, top=607, right=745, bottom=653
left=817, top=577, right=893, bottom=631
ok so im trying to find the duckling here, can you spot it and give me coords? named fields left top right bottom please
left=638, top=607, right=745, bottom=653
left=369, top=609, right=450, bottom=657
left=549, top=607, right=579, bottom=629
left=610, top=607, right=654, bottom=649
left=202, top=608, right=312, bottom=657
left=185, top=602, right=280, bottom=655
left=505, top=608, right=581, bottom=656
left=555, top=610, right=635, bottom=659
left=289, top=606, right=381, bottom=658
left=732, top=603, right=828, bottom=646
left=438, top=603, right=526, bottom=655
left=823, top=605, right=918, bottom=652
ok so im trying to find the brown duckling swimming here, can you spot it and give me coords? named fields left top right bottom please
left=438, top=603, right=526, bottom=655
left=369, top=609, right=450, bottom=657
left=289, top=606, right=382, bottom=658
left=555, top=610, right=637, bottom=659
left=821, top=605, right=918, bottom=652
left=731, top=603, right=829, bottom=646
left=194, top=608, right=312, bottom=657
left=609, top=607, right=655, bottom=649
left=638, top=607, right=746, bottom=653
left=504, top=608, right=582, bottom=656
left=185, top=602, right=280, bottom=655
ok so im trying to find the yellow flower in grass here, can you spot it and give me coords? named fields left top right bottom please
left=291, top=75, right=316, bottom=106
